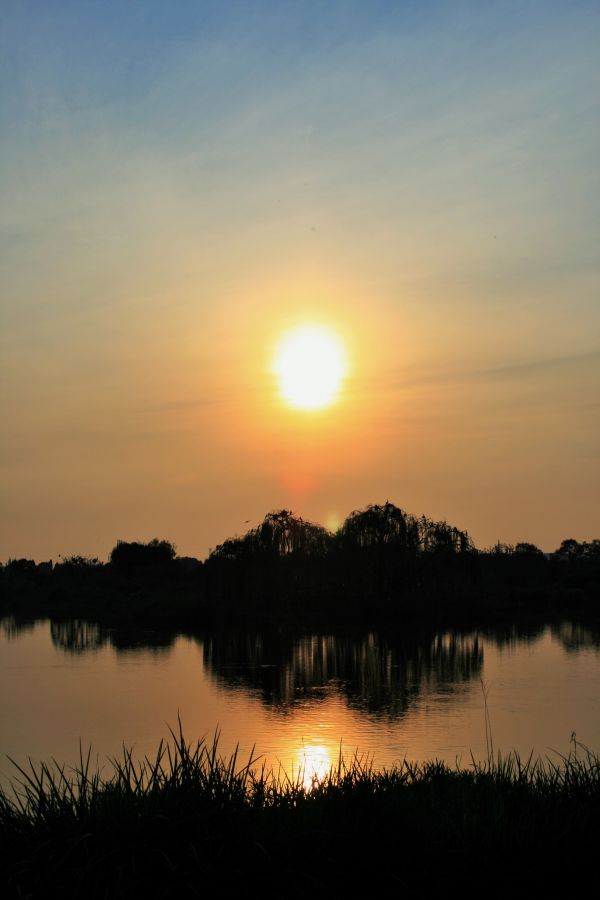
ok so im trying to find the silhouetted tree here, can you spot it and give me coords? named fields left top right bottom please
left=211, top=511, right=331, bottom=560
left=4, top=501, right=598, bottom=625
left=340, top=503, right=419, bottom=551
left=417, top=516, right=473, bottom=554
left=339, top=504, right=472, bottom=556
left=556, top=539, right=581, bottom=557
left=582, top=539, right=600, bottom=558
left=57, top=555, right=103, bottom=573
left=110, top=539, right=176, bottom=575
left=514, top=543, right=544, bottom=556
left=489, top=542, right=515, bottom=555
left=4, top=558, right=37, bottom=574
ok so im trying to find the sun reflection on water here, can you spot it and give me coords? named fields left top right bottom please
left=297, top=742, right=333, bottom=790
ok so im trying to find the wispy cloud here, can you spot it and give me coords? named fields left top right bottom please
left=355, top=349, right=600, bottom=396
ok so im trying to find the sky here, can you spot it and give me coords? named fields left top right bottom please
left=1, top=0, right=599, bottom=561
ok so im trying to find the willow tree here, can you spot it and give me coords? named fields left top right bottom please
left=340, top=502, right=420, bottom=552
left=417, top=517, right=473, bottom=554
left=210, top=510, right=332, bottom=560
left=256, top=510, right=331, bottom=556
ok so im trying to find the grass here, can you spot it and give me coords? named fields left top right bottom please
left=1, top=726, right=599, bottom=898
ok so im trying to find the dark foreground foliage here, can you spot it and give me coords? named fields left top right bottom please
left=1, top=730, right=599, bottom=898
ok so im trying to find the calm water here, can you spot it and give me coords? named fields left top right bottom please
left=1, top=617, right=599, bottom=788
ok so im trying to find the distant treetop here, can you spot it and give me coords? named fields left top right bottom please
left=110, top=539, right=176, bottom=572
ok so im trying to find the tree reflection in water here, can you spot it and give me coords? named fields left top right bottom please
left=2, top=615, right=599, bottom=723
left=50, top=620, right=105, bottom=653
left=0, top=616, right=36, bottom=641
left=49, top=620, right=177, bottom=656
left=203, top=630, right=484, bottom=719
left=551, top=621, right=600, bottom=653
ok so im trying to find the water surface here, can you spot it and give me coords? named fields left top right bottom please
left=1, top=618, right=599, bottom=788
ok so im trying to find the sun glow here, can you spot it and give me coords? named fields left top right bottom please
left=274, top=325, right=347, bottom=410
left=298, top=743, right=333, bottom=790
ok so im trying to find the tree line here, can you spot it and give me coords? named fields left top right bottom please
left=2, top=503, right=599, bottom=624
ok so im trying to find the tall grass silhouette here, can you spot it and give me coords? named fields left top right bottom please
left=1, top=724, right=599, bottom=897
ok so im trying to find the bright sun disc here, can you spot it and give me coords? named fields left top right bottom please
left=274, top=326, right=347, bottom=410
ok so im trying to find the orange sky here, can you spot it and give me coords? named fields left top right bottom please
left=1, top=3, right=599, bottom=560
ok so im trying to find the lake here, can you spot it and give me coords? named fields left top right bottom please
left=1, top=617, right=599, bottom=789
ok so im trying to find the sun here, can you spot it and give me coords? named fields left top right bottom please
left=274, top=325, right=347, bottom=410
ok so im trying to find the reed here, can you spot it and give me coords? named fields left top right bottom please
left=2, top=726, right=599, bottom=898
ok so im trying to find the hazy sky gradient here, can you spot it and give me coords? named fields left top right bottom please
left=1, top=1, right=599, bottom=559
